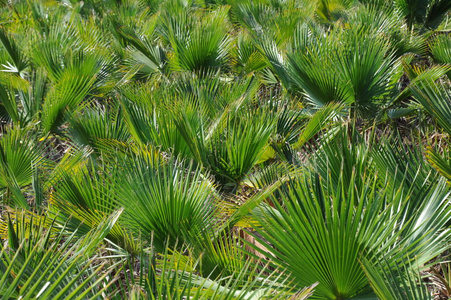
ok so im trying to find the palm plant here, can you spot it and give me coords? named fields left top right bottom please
left=159, top=7, right=232, bottom=74
left=430, top=34, right=451, bottom=79
left=361, top=257, right=433, bottom=300
left=0, top=28, right=28, bottom=76
left=0, top=126, right=44, bottom=209
left=1, top=0, right=451, bottom=298
left=261, top=21, right=399, bottom=117
left=0, top=210, right=121, bottom=299
left=110, top=152, right=217, bottom=252
left=394, top=0, right=451, bottom=30
left=68, top=102, right=131, bottom=153
left=411, top=80, right=451, bottom=135
left=231, top=32, right=268, bottom=77
left=248, top=169, right=450, bottom=299
left=49, top=162, right=139, bottom=254
left=110, top=15, right=168, bottom=80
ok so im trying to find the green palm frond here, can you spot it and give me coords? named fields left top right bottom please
left=0, top=126, right=43, bottom=208
left=109, top=152, right=217, bottom=251
left=44, top=145, right=92, bottom=189
left=31, top=21, right=81, bottom=80
left=361, top=257, right=432, bottom=300
left=68, top=103, right=131, bottom=152
left=411, top=80, right=451, bottom=135
left=395, top=178, right=451, bottom=268
left=248, top=173, right=398, bottom=299
left=203, top=109, right=276, bottom=188
left=160, top=7, right=231, bottom=73
left=123, top=239, right=316, bottom=299
left=0, top=210, right=120, bottom=299
left=49, top=161, right=139, bottom=254
left=248, top=166, right=450, bottom=299
left=371, top=135, right=438, bottom=199
left=288, top=26, right=397, bottom=114
left=392, top=63, right=451, bottom=105
left=430, top=34, right=451, bottom=79
left=111, top=18, right=167, bottom=79
left=395, top=0, right=451, bottom=30
left=16, top=68, right=48, bottom=125
left=0, top=80, right=20, bottom=124
left=426, top=146, right=451, bottom=183
left=0, top=27, right=28, bottom=75
left=430, top=34, right=451, bottom=64
left=231, top=32, right=268, bottom=76
left=312, top=126, right=371, bottom=196
left=119, top=90, right=195, bottom=158
left=41, top=53, right=107, bottom=134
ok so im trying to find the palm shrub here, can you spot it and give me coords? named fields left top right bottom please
left=170, top=72, right=257, bottom=119
left=0, top=0, right=451, bottom=298
left=248, top=169, right=450, bottom=299
left=230, top=0, right=310, bottom=47
left=68, top=102, right=131, bottom=153
left=411, top=80, right=451, bottom=135
left=159, top=7, right=232, bottom=74
left=263, top=23, right=398, bottom=116
left=110, top=14, right=168, bottom=80
left=246, top=129, right=451, bottom=298
left=0, top=126, right=44, bottom=209
left=0, top=210, right=121, bottom=299
left=49, top=161, right=138, bottom=254
left=0, top=31, right=42, bottom=126
left=186, top=106, right=276, bottom=189
left=118, top=85, right=195, bottom=158
left=345, top=5, right=427, bottom=57
left=109, top=152, right=217, bottom=252
left=361, top=257, right=433, bottom=300
left=117, top=74, right=259, bottom=160
left=231, top=32, right=269, bottom=77
left=107, top=235, right=318, bottom=299
left=410, top=80, right=451, bottom=182
left=120, top=75, right=278, bottom=190
left=0, top=28, right=28, bottom=76
left=394, top=0, right=451, bottom=30
left=248, top=172, right=399, bottom=299
left=40, top=51, right=116, bottom=134
left=358, top=0, right=451, bottom=31
left=138, top=251, right=316, bottom=299
left=311, top=126, right=371, bottom=195
left=430, top=34, right=451, bottom=80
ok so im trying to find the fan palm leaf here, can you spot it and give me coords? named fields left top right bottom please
left=49, top=162, right=139, bottom=254
left=68, top=103, right=131, bottom=153
left=110, top=152, right=217, bottom=251
left=430, top=34, right=451, bottom=79
left=248, top=168, right=451, bottom=299
left=411, top=80, right=451, bottom=135
left=122, top=239, right=317, bottom=299
left=0, top=126, right=43, bottom=208
left=41, top=52, right=108, bottom=134
left=0, top=210, right=121, bottom=299
left=160, top=7, right=231, bottom=73
left=361, top=257, right=432, bottom=300
left=0, top=28, right=28, bottom=75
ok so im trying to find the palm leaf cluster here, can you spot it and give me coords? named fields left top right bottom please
left=0, top=0, right=451, bottom=299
